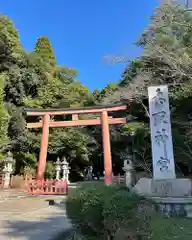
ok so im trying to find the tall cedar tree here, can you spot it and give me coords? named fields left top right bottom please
left=34, top=36, right=56, bottom=67
left=0, top=75, right=9, bottom=149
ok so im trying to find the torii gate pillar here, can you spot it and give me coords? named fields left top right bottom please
left=101, top=110, right=112, bottom=185
left=37, top=114, right=50, bottom=180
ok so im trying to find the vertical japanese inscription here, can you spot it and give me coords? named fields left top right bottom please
left=155, top=129, right=170, bottom=172
left=148, top=86, right=175, bottom=179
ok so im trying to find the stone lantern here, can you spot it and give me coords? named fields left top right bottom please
left=2, top=151, right=15, bottom=188
left=123, top=155, right=134, bottom=189
left=87, top=166, right=93, bottom=180
left=55, top=157, right=61, bottom=180
left=61, top=157, right=70, bottom=183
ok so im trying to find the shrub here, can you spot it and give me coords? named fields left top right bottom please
left=66, top=183, right=154, bottom=239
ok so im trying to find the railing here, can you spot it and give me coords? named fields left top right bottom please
left=24, top=179, right=68, bottom=195
left=112, top=174, right=125, bottom=185
left=0, top=174, right=3, bottom=187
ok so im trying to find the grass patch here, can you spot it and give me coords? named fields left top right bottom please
left=150, top=217, right=192, bottom=240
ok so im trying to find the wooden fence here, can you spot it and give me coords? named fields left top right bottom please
left=0, top=174, right=3, bottom=187
left=0, top=174, right=68, bottom=195
left=24, top=179, right=68, bottom=195
left=113, top=174, right=126, bottom=185
left=0, top=171, right=151, bottom=192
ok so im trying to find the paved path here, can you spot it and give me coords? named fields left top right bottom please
left=0, top=189, right=27, bottom=202
left=0, top=196, right=71, bottom=240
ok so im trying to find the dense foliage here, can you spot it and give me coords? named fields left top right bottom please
left=0, top=74, right=9, bottom=153
left=66, top=183, right=153, bottom=239
left=34, top=36, right=56, bottom=67
left=102, top=2, right=192, bottom=174
left=0, top=1, right=192, bottom=178
left=0, top=13, right=97, bottom=178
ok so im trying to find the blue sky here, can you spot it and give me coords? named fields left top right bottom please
left=1, top=0, right=159, bottom=91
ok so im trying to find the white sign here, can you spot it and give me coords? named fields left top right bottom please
left=148, top=85, right=176, bottom=180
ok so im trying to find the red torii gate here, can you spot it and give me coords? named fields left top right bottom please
left=24, top=104, right=128, bottom=185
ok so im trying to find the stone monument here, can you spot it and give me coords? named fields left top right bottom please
left=123, top=157, right=134, bottom=188
left=133, top=85, right=192, bottom=217
left=55, top=157, right=70, bottom=183
left=87, top=166, right=93, bottom=180
left=149, top=86, right=175, bottom=180
left=55, top=157, right=61, bottom=180
left=2, top=151, right=15, bottom=188
left=61, top=157, right=70, bottom=183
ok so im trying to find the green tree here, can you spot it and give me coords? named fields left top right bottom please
left=0, top=74, right=9, bottom=151
left=34, top=36, right=56, bottom=67
left=99, top=2, right=192, bottom=174
left=0, top=14, right=100, bottom=177
left=137, top=3, right=192, bottom=94
left=4, top=66, right=25, bottom=105
left=93, top=83, right=118, bottom=103
left=54, top=66, right=78, bottom=84
left=119, top=60, right=144, bottom=87
left=0, top=14, right=24, bottom=61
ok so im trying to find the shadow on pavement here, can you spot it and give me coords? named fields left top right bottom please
left=1, top=201, right=72, bottom=240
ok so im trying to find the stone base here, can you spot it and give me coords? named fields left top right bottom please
left=132, top=178, right=192, bottom=217
left=132, top=178, right=192, bottom=197
left=150, top=197, right=192, bottom=218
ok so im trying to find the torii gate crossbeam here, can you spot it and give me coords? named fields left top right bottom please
left=24, top=104, right=128, bottom=185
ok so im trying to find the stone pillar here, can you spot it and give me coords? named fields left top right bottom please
left=61, top=157, right=70, bottom=183
left=55, top=157, right=61, bottom=180
left=101, top=110, right=112, bottom=185
left=2, top=152, right=15, bottom=188
left=148, top=86, right=176, bottom=180
left=3, top=173, right=11, bottom=188
left=87, top=166, right=93, bottom=180
left=37, top=114, right=50, bottom=180
left=123, top=159, right=134, bottom=189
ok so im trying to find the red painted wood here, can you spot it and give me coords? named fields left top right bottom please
left=101, top=111, right=112, bottom=185
left=0, top=175, right=3, bottom=187
left=27, top=117, right=127, bottom=129
left=25, top=105, right=128, bottom=185
left=25, top=179, right=68, bottom=195
left=37, top=114, right=50, bottom=180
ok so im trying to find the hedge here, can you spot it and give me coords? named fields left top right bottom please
left=66, top=183, right=155, bottom=239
